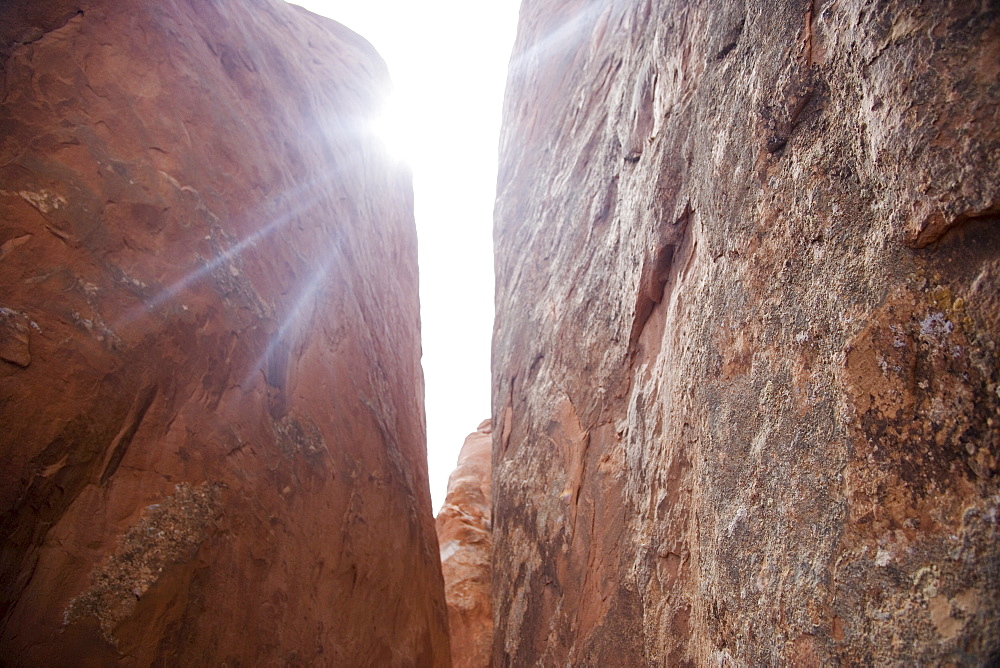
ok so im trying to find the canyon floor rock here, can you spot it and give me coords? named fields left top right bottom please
left=492, top=0, right=999, bottom=665
left=0, top=0, right=449, bottom=664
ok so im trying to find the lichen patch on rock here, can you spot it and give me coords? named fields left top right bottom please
left=64, top=482, right=222, bottom=641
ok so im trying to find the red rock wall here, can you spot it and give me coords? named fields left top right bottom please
left=492, top=0, right=999, bottom=665
left=435, top=420, right=493, bottom=668
left=0, top=1, right=450, bottom=664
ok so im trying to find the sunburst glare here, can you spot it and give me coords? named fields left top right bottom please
left=286, top=0, right=519, bottom=513
left=370, top=90, right=413, bottom=163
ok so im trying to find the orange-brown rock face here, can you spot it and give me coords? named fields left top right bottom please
left=0, top=1, right=450, bottom=665
left=493, top=0, right=999, bottom=665
left=435, top=420, right=493, bottom=668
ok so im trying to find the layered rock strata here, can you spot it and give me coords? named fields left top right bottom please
left=0, top=0, right=450, bottom=664
left=492, top=0, right=999, bottom=665
left=436, top=420, right=494, bottom=668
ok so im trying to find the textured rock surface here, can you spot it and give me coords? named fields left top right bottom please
left=493, top=0, right=999, bottom=665
left=0, top=1, right=450, bottom=665
left=436, top=420, right=493, bottom=668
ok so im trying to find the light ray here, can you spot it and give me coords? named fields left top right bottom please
left=245, top=241, right=342, bottom=392
left=505, top=0, right=607, bottom=81
left=114, top=150, right=362, bottom=331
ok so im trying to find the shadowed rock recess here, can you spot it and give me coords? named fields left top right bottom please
left=0, top=0, right=449, bottom=665
left=492, top=0, right=999, bottom=665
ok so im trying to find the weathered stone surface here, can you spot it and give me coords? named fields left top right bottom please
left=436, top=420, right=493, bottom=668
left=493, top=1, right=999, bottom=665
left=0, top=308, right=33, bottom=368
left=0, top=1, right=449, bottom=665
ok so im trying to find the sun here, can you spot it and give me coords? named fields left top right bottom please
left=370, top=90, right=413, bottom=163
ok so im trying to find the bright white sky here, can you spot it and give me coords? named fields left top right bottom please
left=288, top=1, right=520, bottom=511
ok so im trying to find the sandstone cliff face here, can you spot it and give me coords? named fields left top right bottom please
left=436, top=420, right=493, bottom=668
left=0, top=1, right=449, bottom=665
left=493, top=1, right=999, bottom=665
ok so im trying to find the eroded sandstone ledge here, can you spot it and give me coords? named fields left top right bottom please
left=436, top=420, right=494, bottom=668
